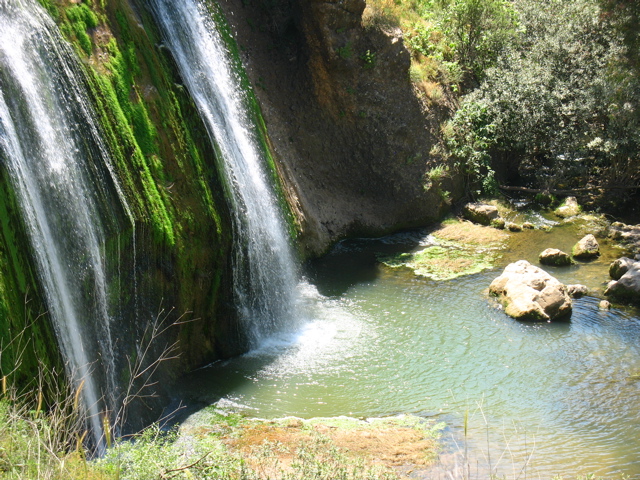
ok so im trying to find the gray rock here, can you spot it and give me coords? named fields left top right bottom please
left=489, top=260, right=572, bottom=321
left=572, top=234, right=600, bottom=259
left=566, top=284, right=589, bottom=298
left=463, top=203, right=500, bottom=226
left=609, top=257, right=636, bottom=280
left=539, top=248, right=572, bottom=266
left=554, top=196, right=580, bottom=218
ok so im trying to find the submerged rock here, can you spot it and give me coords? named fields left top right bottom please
left=379, top=245, right=495, bottom=281
left=554, top=196, right=580, bottom=218
left=604, top=257, right=640, bottom=302
left=489, top=260, right=572, bottom=321
left=566, top=284, right=589, bottom=298
left=572, top=234, right=600, bottom=259
left=463, top=203, right=500, bottom=226
left=506, top=222, right=522, bottom=232
left=379, top=220, right=508, bottom=280
left=539, top=248, right=572, bottom=266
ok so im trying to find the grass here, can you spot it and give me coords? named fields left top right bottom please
left=1, top=392, right=629, bottom=480
left=0, top=378, right=110, bottom=480
left=0, top=391, right=440, bottom=480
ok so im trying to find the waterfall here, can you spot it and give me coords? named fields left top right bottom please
left=0, top=0, right=132, bottom=450
left=147, top=0, right=299, bottom=346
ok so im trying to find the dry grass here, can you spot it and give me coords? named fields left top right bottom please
left=362, top=0, right=423, bottom=31
left=222, top=417, right=441, bottom=479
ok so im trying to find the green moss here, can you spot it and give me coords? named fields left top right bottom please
left=379, top=243, right=499, bottom=280
left=0, top=173, right=63, bottom=398
left=378, top=220, right=508, bottom=280
left=35, top=0, right=59, bottom=20
left=64, top=4, right=99, bottom=56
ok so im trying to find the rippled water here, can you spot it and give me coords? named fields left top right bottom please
left=177, top=221, right=640, bottom=478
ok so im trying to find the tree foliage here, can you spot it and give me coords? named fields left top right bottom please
left=398, top=0, right=519, bottom=91
left=443, top=0, right=640, bottom=199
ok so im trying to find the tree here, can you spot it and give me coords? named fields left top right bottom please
left=444, top=0, right=640, bottom=199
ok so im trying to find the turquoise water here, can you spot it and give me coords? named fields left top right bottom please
left=178, top=222, right=640, bottom=478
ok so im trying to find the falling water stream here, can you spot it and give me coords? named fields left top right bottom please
left=147, top=0, right=298, bottom=346
left=0, top=0, right=132, bottom=450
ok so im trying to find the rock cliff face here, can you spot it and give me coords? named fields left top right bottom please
left=218, top=0, right=454, bottom=256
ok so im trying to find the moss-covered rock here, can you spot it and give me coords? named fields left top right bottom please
left=554, top=196, right=581, bottom=218
left=572, top=234, right=600, bottom=259
left=539, top=248, right=572, bottom=266
left=378, top=220, right=508, bottom=280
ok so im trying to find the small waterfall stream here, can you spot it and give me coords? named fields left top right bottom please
left=0, top=0, right=132, bottom=450
left=148, top=0, right=299, bottom=346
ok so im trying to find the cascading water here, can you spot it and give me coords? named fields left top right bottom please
left=0, top=0, right=132, bottom=450
left=147, top=0, right=298, bottom=346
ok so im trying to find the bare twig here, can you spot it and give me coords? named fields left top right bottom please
left=160, top=452, right=212, bottom=479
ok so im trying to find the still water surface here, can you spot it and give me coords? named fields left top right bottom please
left=178, top=221, right=640, bottom=478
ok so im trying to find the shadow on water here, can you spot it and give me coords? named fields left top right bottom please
left=163, top=336, right=297, bottom=424
left=306, top=228, right=433, bottom=297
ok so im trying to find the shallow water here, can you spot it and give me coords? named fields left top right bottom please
left=177, top=220, right=640, bottom=478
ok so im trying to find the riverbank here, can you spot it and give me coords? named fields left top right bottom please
left=0, top=398, right=441, bottom=480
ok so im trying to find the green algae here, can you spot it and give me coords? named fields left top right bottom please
left=379, top=242, right=501, bottom=281
left=378, top=219, right=508, bottom=280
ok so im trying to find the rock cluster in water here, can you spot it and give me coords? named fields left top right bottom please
left=490, top=260, right=572, bottom=321
left=605, top=257, right=640, bottom=302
